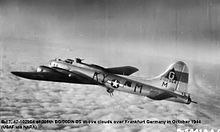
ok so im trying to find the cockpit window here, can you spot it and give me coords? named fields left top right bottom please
left=55, top=58, right=62, bottom=61
left=64, top=59, right=74, bottom=64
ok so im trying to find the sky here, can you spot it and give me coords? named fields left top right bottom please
left=0, top=1, right=220, bottom=131
left=0, top=0, right=220, bottom=66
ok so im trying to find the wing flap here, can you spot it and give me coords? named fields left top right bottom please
left=105, top=66, right=138, bottom=76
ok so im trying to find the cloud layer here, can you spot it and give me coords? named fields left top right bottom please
left=1, top=57, right=220, bottom=131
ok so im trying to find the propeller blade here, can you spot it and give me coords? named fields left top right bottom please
left=191, top=100, right=198, bottom=104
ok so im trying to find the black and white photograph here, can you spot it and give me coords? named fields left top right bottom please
left=0, top=0, right=220, bottom=131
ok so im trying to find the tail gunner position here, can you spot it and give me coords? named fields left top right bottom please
left=11, top=58, right=197, bottom=104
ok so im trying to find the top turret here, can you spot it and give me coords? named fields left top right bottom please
left=75, top=58, right=84, bottom=63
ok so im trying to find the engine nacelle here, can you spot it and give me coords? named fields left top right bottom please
left=37, top=66, right=73, bottom=77
left=37, top=66, right=56, bottom=73
left=51, top=67, right=73, bottom=76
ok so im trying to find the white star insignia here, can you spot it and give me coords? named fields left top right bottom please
left=112, top=80, right=119, bottom=87
left=110, top=79, right=120, bottom=88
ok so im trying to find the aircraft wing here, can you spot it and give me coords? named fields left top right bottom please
left=105, top=66, right=139, bottom=76
left=11, top=70, right=98, bottom=84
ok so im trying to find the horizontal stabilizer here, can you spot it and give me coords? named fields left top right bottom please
left=105, top=66, right=138, bottom=76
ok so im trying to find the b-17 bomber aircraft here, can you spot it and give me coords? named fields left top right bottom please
left=11, top=58, right=197, bottom=104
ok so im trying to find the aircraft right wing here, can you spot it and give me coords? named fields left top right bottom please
left=105, top=66, right=139, bottom=76
left=11, top=67, right=98, bottom=85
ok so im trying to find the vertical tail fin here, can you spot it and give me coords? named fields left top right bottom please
left=152, top=61, right=189, bottom=95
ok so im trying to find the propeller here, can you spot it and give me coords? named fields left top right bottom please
left=191, top=100, right=198, bottom=104
left=188, top=95, right=198, bottom=104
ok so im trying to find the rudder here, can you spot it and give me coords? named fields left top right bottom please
left=159, top=61, right=189, bottom=94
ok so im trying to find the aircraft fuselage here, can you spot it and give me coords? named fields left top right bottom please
left=12, top=58, right=195, bottom=104
left=50, top=60, right=191, bottom=104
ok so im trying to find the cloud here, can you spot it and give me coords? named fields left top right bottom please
left=1, top=60, right=220, bottom=131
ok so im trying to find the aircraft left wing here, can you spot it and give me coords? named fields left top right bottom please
left=105, top=66, right=138, bottom=76
left=11, top=67, right=98, bottom=84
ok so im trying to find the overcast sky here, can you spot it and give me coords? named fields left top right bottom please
left=0, top=0, right=220, bottom=65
